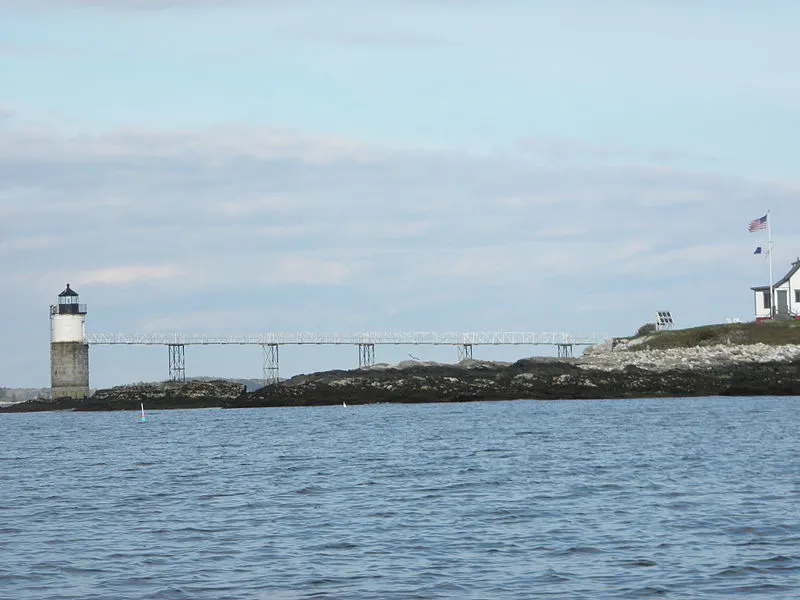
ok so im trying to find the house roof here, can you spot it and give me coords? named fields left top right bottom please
left=58, top=283, right=79, bottom=297
left=751, top=259, right=800, bottom=291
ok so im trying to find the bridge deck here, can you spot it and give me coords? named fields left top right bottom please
left=86, top=332, right=608, bottom=346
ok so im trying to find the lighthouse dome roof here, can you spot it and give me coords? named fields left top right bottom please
left=58, top=283, right=79, bottom=297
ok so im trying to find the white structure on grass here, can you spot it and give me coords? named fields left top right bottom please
left=752, top=258, right=800, bottom=321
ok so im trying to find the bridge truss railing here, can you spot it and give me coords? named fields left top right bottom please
left=86, top=331, right=608, bottom=346
left=85, top=331, right=609, bottom=384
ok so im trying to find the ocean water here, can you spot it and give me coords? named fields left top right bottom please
left=1, top=396, right=798, bottom=600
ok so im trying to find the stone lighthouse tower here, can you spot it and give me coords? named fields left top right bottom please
left=50, top=284, right=89, bottom=399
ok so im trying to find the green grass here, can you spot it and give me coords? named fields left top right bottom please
left=623, top=321, right=800, bottom=350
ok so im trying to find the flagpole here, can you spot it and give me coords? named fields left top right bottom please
left=767, top=209, right=774, bottom=318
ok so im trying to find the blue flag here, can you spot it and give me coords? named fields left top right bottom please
left=754, top=246, right=762, bottom=254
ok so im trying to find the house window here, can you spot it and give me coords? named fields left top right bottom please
left=796, top=290, right=800, bottom=303
left=763, top=290, right=771, bottom=309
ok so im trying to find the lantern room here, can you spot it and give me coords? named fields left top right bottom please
left=56, top=283, right=87, bottom=315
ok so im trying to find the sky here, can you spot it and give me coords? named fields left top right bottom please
left=2, top=0, right=800, bottom=388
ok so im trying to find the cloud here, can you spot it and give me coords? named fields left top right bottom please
left=295, top=26, right=447, bottom=49
left=2, top=0, right=259, bottom=7
left=256, top=224, right=320, bottom=238
left=77, top=265, right=180, bottom=285
left=0, top=234, right=64, bottom=255
left=273, top=257, right=356, bottom=285
left=534, top=226, right=593, bottom=239
left=516, top=137, right=699, bottom=166
left=0, top=124, right=380, bottom=166
left=425, top=252, right=511, bottom=279
left=518, top=137, right=625, bottom=161
left=2, top=119, right=797, bottom=348
left=612, top=243, right=745, bottom=279
left=1, top=123, right=792, bottom=245
left=212, top=196, right=298, bottom=217
left=495, top=194, right=566, bottom=208
left=137, top=307, right=268, bottom=332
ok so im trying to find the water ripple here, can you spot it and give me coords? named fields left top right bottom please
left=1, top=396, right=799, bottom=599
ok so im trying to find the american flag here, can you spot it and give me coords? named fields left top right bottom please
left=748, top=214, right=767, bottom=232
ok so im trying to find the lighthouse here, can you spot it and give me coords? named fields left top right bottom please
left=50, top=284, right=89, bottom=399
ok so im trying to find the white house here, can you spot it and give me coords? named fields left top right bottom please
left=751, top=258, right=800, bottom=321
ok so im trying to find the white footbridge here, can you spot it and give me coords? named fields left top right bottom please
left=86, top=331, right=609, bottom=384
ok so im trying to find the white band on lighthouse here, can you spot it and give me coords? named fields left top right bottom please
left=51, top=314, right=86, bottom=343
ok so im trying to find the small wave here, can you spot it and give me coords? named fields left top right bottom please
left=617, top=559, right=658, bottom=567
left=144, top=586, right=193, bottom=599
left=734, top=583, right=795, bottom=593
left=715, top=565, right=767, bottom=577
left=0, top=527, right=23, bottom=534
left=291, top=485, right=326, bottom=495
left=751, top=554, right=800, bottom=572
left=729, top=524, right=792, bottom=536
left=311, top=541, right=361, bottom=551
left=534, top=569, right=572, bottom=583
left=560, top=546, right=604, bottom=555
left=197, top=491, right=247, bottom=500
left=627, top=585, right=670, bottom=596
left=59, top=565, right=106, bottom=575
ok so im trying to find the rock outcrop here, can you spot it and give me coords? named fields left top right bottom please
left=4, top=340, right=800, bottom=413
left=0, top=379, right=246, bottom=413
left=223, top=343, right=800, bottom=408
left=581, top=338, right=800, bottom=371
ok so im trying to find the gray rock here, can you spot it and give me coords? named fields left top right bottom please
left=225, top=349, right=800, bottom=408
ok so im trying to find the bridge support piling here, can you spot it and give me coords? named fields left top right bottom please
left=457, top=344, right=473, bottom=361
left=168, top=344, right=186, bottom=382
left=262, top=344, right=280, bottom=385
left=557, top=343, right=574, bottom=358
left=358, top=343, right=375, bottom=368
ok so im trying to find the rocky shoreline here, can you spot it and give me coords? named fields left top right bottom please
left=3, top=340, right=800, bottom=413
left=0, top=380, right=246, bottom=413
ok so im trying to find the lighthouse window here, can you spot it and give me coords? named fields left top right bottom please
left=763, top=291, right=771, bottom=309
